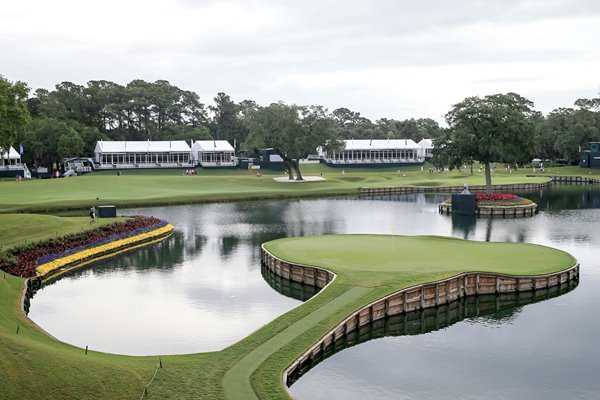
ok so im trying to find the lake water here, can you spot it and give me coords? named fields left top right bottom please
left=28, top=185, right=600, bottom=398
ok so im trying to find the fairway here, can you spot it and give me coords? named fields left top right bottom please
left=0, top=163, right=572, bottom=213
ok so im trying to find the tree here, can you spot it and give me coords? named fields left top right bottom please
left=0, top=76, right=31, bottom=165
left=210, top=92, right=246, bottom=148
left=58, top=130, right=85, bottom=159
left=244, top=103, right=341, bottom=180
left=21, top=118, right=73, bottom=169
left=436, top=93, right=537, bottom=193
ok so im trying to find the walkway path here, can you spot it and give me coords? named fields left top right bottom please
left=222, top=286, right=370, bottom=399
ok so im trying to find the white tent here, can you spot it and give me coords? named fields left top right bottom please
left=325, top=139, right=423, bottom=164
left=0, top=146, right=21, bottom=165
left=94, top=140, right=192, bottom=167
left=192, top=140, right=236, bottom=167
left=418, top=138, right=434, bottom=160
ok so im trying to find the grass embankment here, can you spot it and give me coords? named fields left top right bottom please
left=0, top=232, right=577, bottom=399
left=1, top=162, right=587, bottom=213
left=0, top=214, right=126, bottom=249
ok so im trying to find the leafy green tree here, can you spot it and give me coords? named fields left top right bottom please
left=58, top=130, right=85, bottom=159
left=21, top=118, right=73, bottom=169
left=436, top=93, right=538, bottom=193
left=244, top=103, right=341, bottom=180
left=210, top=92, right=247, bottom=148
left=0, top=76, right=31, bottom=165
left=416, top=118, right=443, bottom=140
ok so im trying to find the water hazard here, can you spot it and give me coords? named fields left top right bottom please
left=27, top=185, right=600, bottom=398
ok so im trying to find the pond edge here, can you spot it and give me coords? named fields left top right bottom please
left=260, top=245, right=580, bottom=392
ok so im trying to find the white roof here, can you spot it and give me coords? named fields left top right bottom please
left=418, top=139, right=434, bottom=149
left=192, top=140, right=234, bottom=152
left=342, top=139, right=420, bottom=151
left=95, top=140, right=191, bottom=153
left=0, top=146, right=20, bottom=159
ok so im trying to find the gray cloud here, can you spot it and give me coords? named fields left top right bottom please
left=1, top=0, right=599, bottom=121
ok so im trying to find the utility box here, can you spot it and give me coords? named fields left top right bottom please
left=452, top=194, right=476, bottom=216
left=98, top=205, right=117, bottom=218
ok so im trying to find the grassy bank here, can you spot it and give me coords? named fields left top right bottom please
left=0, top=162, right=585, bottom=213
left=0, top=228, right=576, bottom=399
left=0, top=214, right=126, bottom=249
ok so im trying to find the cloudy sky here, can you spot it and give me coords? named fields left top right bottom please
left=1, top=0, right=599, bottom=122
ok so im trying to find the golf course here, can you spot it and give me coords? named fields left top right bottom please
left=0, top=166, right=587, bottom=399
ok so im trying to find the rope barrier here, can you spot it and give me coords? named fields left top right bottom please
left=139, top=359, right=162, bottom=399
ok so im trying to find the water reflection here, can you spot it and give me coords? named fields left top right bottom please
left=261, top=264, right=319, bottom=302
left=27, top=185, right=600, bottom=360
left=287, top=280, right=578, bottom=387
left=451, top=215, right=476, bottom=239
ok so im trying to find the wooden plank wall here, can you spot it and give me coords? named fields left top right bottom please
left=260, top=246, right=580, bottom=387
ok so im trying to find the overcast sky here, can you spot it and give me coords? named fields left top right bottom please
left=1, top=0, right=599, bottom=122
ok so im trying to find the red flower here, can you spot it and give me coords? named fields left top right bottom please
left=475, top=193, right=519, bottom=201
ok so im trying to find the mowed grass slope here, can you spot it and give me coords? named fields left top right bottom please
left=0, top=162, right=573, bottom=213
left=0, top=214, right=126, bottom=249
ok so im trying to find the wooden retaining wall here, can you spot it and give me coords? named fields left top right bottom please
left=260, top=247, right=580, bottom=388
left=549, top=175, right=600, bottom=185
left=359, top=182, right=550, bottom=196
left=261, top=248, right=335, bottom=289
left=438, top=202, right=538, bottom=217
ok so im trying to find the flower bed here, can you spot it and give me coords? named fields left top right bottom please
left=443, top=193, right=533, bottom=207
left=439, top=192, right=538, bottom=217
left=0, top=216, right=173, bottom=278
left=36, top=222, right=173, bottom=277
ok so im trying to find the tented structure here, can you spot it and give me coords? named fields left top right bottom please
left=418, top=138, right=434, bottom=161
left=0, top=146, right=21, bottom=166
left=0, top=146, right=28, bottom=178
left=192, top=140, right=236, bottom=167
left=323, top=139, right=423, bottom=166
left=94, top=140, right=192, bottom=168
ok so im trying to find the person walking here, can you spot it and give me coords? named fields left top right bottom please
left=90, top=206, right=96, bottom=223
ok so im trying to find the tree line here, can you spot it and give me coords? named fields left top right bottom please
left=0, top=75, right=599, bottom=171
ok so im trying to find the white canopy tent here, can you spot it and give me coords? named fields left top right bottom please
left=418, top=138, right=434, bottom=160
left=324, top=139, right=423, bottom=164
left=0, top=146, right=21, bottom=166
left=94, top=140, right=192, bottom=168
left=192, top=140, right=236, bottom=167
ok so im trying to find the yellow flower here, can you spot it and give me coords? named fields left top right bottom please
left=36, top=224, right=174, bottom=276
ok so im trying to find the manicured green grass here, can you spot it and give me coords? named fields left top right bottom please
left=0, top=160, right=586, bottom=400
left=0, top=162, right=574, bottom=213
left=0, top=214, right=126, bottom=249
left=0, top=229, right=577, bottom=399
left=264, top=235, right=576, bottom=284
